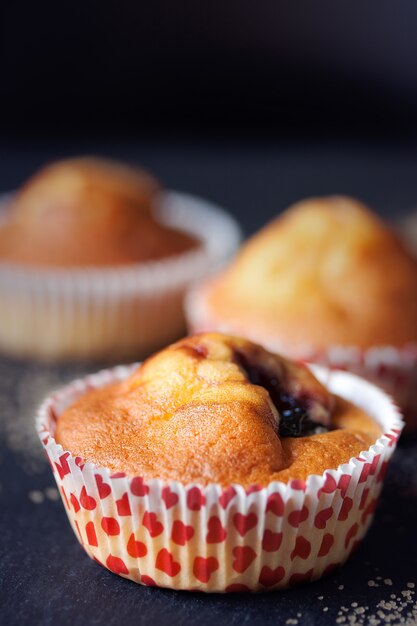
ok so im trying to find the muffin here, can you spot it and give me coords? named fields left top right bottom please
left=37, top=332, right=403, bottom=591
left=0, top=157, right=196, bottom=267
left=186, top=196, right=417, bottom=429
left=396, top=209, right=417, bottom=258
left=0, top=157, right=240, bottom=360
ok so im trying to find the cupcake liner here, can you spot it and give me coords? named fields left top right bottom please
left=185, top=284, right=417, bottom=432
left=0, top=191, right=241, bottom=360
left=36, top=363, right=403, bottom=592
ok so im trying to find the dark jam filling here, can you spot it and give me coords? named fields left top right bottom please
left=234, top=351, right=330, bottom=438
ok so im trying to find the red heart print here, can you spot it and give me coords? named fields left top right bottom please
left=338, top=497, right=353, bottom=521
left=171, top=520, right=194, bottom=546
left=358, top=462, right=372, bottom=484
left=127, top=533, right=147, bottom=558
left=186, top=487, right=206, bottom=511
left=288, top=505, right=309, bottom=527
left=74, top=457, right=85, bottom=471
left=290, top=479, right=306, bottom=491
left=289, top=569, right=313, bottom=586
left=106, top=555, right=129, bottom=575
left=265, top=493, right=284, bottom=516
left=232, top=546, right=257, bottom=573
left=219, top=486, right=237, bottom=509
left=155, top=549, right=181, bottom=577
left=162, top=486, right=179, bottom=509
left=318, top=533, right=334, bottom=557
left=262, top=529, right=283, bottom=552
left=141, top=575, right=156, bottom=586
left=245, top=485, right=262, bottom=495
left=70, top=493, right=80, bottom=513
left=370, top=454, right=380, bottom=474
left=79, top=487, right=96, bottom=511
left=344, top=522, right=359, bottom=549
left=101, top=517, right=120, bottom=536
left=386, top=433, right=398, bottom=447
left=193, top=556, right=219, bottom=583
left=131, top=476, right=150, bottom=497
left=377, top=461, right=388, bottom=483
left=359, top=488, right=369, bottom=510
left=116, top=492, right=131, bottom=516
left=225, top=584, right=251, bottom=593
left=60, top=487, right=70, bottom=509
left=74, top=520, right=83, bottom=543
left=314, top=507, right=334, bottom=529
left=206, top=516, right=227, bottom=543
left=318, top=473, right=337, bottom=497
left=142, top=512, right=164, bottom=537
left=85, top=522, right=98, bottom=547
left=361, top=499, right=377, bottom=524
left=233, top=512, right=258, bottom=536
left=95, top=475, right=111, bottom=499
left=337, top=474, right=351, bottom=497
left=291, top=536, right=311, bottom=560
left=259, top=565, right=286, bottom=587
left=55, top=452, right=70, bottom=479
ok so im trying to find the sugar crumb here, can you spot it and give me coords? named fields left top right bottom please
left=45, top=486, right=59, bottom=501
left=28, top=490, right=44, bottom=504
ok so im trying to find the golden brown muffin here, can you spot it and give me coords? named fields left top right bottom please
left=56, top=333, right=380, bottom=487
left=0, top=157, right=198, bottom=266
left=199, top=196, right=417, bottom=349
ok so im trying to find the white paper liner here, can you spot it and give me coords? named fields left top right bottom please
left=36, top=363, right=403, bottom=592
left=0, top=191, right=241, bottom=360
left=185, top=284, right=417, bottom=431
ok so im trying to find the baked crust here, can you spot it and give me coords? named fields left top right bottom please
left=0, top=157, right=198, bottom=266
left=55, top=333, right=380, bottom=487
left=205, top=196, right=417, bottom=348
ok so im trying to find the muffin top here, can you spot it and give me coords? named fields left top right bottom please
left=55, top=332, right=380, bottom=487
left=203, top=196, right=417, bottom=349
left=0, top=157, right=198, bottom=267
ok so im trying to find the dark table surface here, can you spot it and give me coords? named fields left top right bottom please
left=0, top=138, right=416, bottom=626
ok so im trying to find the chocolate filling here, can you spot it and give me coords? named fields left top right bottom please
left=234, top=351, right=330, bottom=438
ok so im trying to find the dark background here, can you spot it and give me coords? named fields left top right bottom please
left=1, top=0, right=417, bottom=227
left=1, top=0, right=417, bottom=139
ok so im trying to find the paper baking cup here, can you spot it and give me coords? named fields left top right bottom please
left=0, top=191, right=241, bottom=360
left=36, top=364, right=403, bottom=592
left=186, top=285, right=417, bottom=432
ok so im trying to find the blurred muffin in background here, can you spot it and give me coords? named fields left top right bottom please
left=0, top=157, right=196, bottom=267
left=0, top=157, right=240, bottom=361
left=396, top=209, right=417, bottom=258
left=186, top=196, right=417, bottom=430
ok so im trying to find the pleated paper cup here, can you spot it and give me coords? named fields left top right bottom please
left=186, top=284, right=417, bottom=432
left=36, top=363, right=403, bottom=592
left=0, top=191, right=241, bottom=361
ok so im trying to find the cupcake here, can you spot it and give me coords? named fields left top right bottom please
left=186, top=196, right=417, bottom=430
left=37, top=332, right=403, bottom=592
left=0, top=157, right=240, bottom=360
left=396, top=209, right=417, bottom=258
